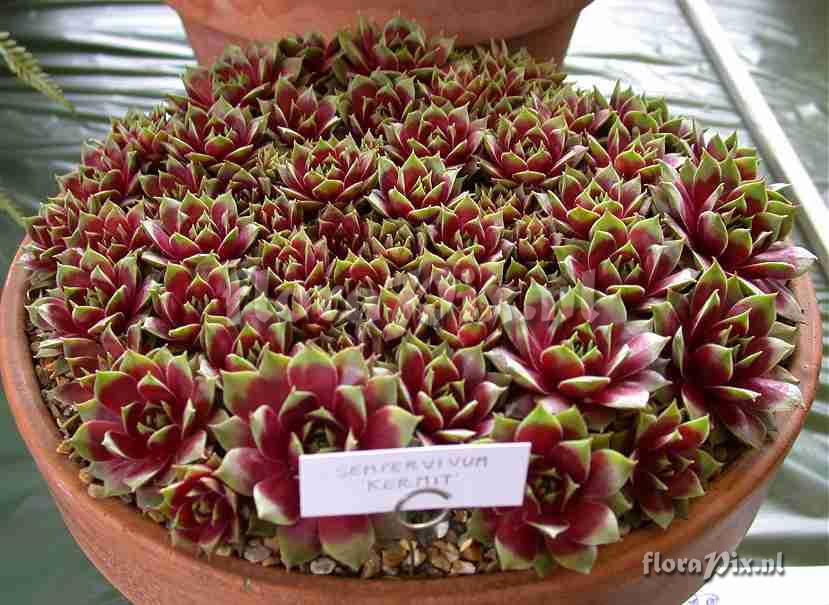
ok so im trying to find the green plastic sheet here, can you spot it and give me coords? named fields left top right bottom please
left=0, top=1, right=826, bottom=602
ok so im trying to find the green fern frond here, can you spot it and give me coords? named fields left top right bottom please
left=0, top=31, right=74, bottom=111
left=0, top=189, right=28, bottom=229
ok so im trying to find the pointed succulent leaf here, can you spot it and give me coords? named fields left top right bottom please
left=318, top=515, right=375, bottom=571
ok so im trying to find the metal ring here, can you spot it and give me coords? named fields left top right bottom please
left=393, top=487, right=451, bottom=531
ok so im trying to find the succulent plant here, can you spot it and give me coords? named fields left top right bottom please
left=532, top=86, right=612, bottom=136
left=426, top=195, right=505, bottom=262
left=21, top=16, right=814, bottom=579
left=201, top=293, right=292, bottom=373
left=422, top=60, right=510, bottom=124
left=213, top=345, right=418, bottom=569
left=252, top=228, right=332, bottom=292
left=424, top=43, right=564, bottom=128
left=472, top=405, right=635, bottom=573
left=110, top=108, right=169, bottom=168
left=487, top=282, right=669, bottom=425
left=383, top=103, right=487, bottom=168
left=159, top=463, right=243, bottom=554
left=319, top=205, right=366, bottom=257
left=651, top=151, right=815, bottom=319
left=627, top=402, right=718, bottom=529
left=339, top=72, right=417, bottom=137
left=55, top=249, right=153, bottom=334
left=331, top=17, right=454, bottom=83
left=481, top=109, right=587, bottom=189
left=143, top=192, right=260, bottom=263
left=139, top=157, right=215, bottom=201
left=359, top=278, right=431, bottom=355
left=554, top=212, right=697, bottom=309
left=144, top=255, right=249, bottom=345
left=70, top=349, right=218, bottom=496
left=653, top=261, right=802, bottom=447
left=538, top=164, right=649, bottom=238
left=367, top=154, right=462, bottom=222
left=433, top=292, right=502, bottom=349
left=166, top=98, right=267, bottom=174
left=79, top=136, right=143, bottom=203
left=191, top=42, right=304, bottom=109
left=259, top=78, right=339, bottom=144
left=276, top=136, right=377, bottom=211
left=398, top=340, right=505, bottom=444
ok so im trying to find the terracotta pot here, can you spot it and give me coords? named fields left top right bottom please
left=0, top=239, right=821, bottom=605
left=164, top=0, right=593, bottom=66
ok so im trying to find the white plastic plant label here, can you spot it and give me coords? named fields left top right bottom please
left=298, top=442, right=531, bottom=517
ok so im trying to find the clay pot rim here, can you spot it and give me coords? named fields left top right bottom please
left=0, top=239, right=821, bottom=601
left=163, top=0, right=594, bottom=47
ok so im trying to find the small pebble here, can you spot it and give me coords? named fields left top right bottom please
left=310, top=557, right=337, bottom=575
left=461, top=541, right=482, bottom=562
left=434, top=540, right=459, bottom=562
left=428, top=549, right=451, bottom=573
left=361, top=552, right=381, bottom=579
left=244, top=544, right=271, bottom=563
left=425, top=565, right=445, bottom=577
left=87, top=484, right=107, bottom=499
left=451, top=560, right=477, bottom=575
left=78, top=468, right=93, bottom=485
left=382, top=544, right=408, bottom=568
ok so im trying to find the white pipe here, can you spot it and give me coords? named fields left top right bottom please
left=679, top=0, right=829, bottom=277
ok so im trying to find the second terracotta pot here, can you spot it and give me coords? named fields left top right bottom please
left=164, top=0, right=593, bottom=66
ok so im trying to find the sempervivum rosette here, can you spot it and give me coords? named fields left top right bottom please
left=653, top=261, right=803, bottom=448
left=538, top=164, right=650, bottom=238
left=481, top=108, right=587, bottom=189
left=201, top=293, right=293, bottom=373
left=339, top=72, right=417, bottom=138
left=367, top=154, right=463, bottom=222
left=487, top=282, right=669, bottom=427
left=142, top=192, right=260, bottom=263
left=626, top=402, right=720, bottom=529
left=383, top=103, right=487, bottom=168
left=18, top=15, right=814, bottom=579
left=259, top=78, right=339, bottom=144
left=398, top=339, right=506, bottom=444
left=54, top=249, right=153, bottom=335
left=276, top=136, right=377, bottom=211
left=426, top=194, right=505, bottom=262
left=162, top=99, right=268, bottom=173
left=651, top=150, right=815, bottom=318
left=471, top=405, right=635, bottom=573
left=554, top=212, right=697, bottom=309
left=171, top=42, right=303, bottom=111
left=331, top=17, right=454, bottom=82
left=213, top=345, right=418, bottom=569
left=70, top=349, right=219, bottom=497
left=159, top=463, right=243, bottom=554
left=144, top=255, right=249, bottom=345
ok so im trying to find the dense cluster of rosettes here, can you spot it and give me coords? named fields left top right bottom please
left=23, top=17, right=814, bottom=576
